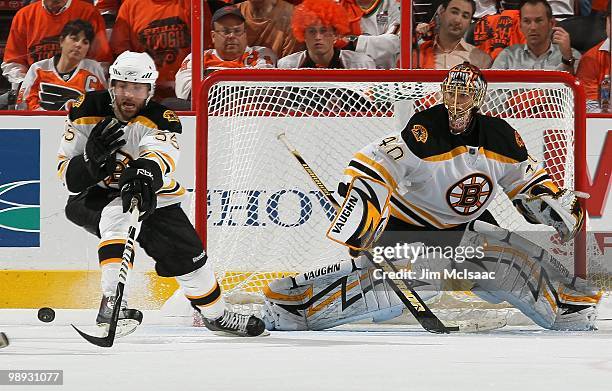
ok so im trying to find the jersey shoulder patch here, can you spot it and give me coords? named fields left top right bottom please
left=137, top=101, right=183, bottom=134
left=68, top=90, right=113, bottom=121
left=478, top=114, right=528, bottom=163
left=400, top=104, right=454, bottom=159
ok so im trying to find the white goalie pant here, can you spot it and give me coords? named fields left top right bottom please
left=262, top=231, right=602, bottom=331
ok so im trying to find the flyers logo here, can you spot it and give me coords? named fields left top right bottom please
left=515, top=130, right=525, bottom=148
left=446, top=174, right=493, bottom=215
left=163, top=110, right=179, bottom=122
left=411, top=124, right=428, bottom=143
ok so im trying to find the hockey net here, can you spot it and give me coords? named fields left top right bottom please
left=196, top=69, right=607, bottom=319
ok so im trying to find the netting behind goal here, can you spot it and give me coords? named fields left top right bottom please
left=195, top=69, right=604, bottom=309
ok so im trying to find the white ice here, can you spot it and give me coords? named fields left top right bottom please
left=1, top=304, right=612, bottom=391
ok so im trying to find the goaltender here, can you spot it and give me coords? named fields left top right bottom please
left=262, top=62, right=602, bottom=332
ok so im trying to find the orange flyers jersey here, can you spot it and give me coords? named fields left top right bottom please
left=57, top=90, right=186, bottom=205
left=17, top=57, right=107, bottom=111
left=110, top=0, right=191, bottom=100
left=473, top=10, right=525, bottom=60
left=203, top=47, right=277, bottom=69
left=343, top=104, right=557, bottom=229
left=3, top=0, right=113, bottom=68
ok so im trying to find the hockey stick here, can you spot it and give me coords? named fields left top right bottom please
left=72, top=198, right=142, bottom=347
left=277, top=133, right=457, bottom=333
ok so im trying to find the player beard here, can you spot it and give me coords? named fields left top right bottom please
left=114, top=97, right=144, bottom=121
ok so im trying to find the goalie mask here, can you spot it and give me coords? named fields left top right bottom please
left=441, top=62, right=487, bottom=134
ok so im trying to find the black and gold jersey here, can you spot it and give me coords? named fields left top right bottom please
left=57, top=90, right=186, bottom=204
left=343, top=104, right=557, bottom=229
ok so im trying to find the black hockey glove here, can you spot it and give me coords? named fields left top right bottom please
left=118, top=159, right=163, bottom=221
left=84, top=117, right=125, bottom=180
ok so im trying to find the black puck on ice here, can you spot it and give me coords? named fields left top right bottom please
left=38, top=307, right=55, bottom=323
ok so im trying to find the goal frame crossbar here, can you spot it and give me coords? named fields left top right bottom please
left=196, top=69, right=588, bottom=277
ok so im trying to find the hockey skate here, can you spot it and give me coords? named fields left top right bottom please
left=197, top=308, right=268, bottom=337
left=96, top=295, right=143, bottom=338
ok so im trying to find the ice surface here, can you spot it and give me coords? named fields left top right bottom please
left=1, top=303, right=611, bottom=391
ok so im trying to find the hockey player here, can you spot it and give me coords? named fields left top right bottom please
left=263, top=62, right=602, bottom=332
left=57, top=51, right=266, bottom=337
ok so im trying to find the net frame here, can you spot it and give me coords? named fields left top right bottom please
left=195, top=69, right=589, bottom=297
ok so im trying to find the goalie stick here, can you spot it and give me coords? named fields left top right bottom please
left=277, top=133, right=461, bottom=333
left=72, top=198, right=142, bottom=347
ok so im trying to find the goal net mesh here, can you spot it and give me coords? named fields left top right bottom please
left=199, top=72, right=607, bottom=316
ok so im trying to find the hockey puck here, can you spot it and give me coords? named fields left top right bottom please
left=38, top=307, right=55, bottom=323
left=0, top=332, right=8, bottom=348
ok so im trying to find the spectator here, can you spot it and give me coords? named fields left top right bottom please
left=473, top=0, right=525, bottom=60
left=238, top=0, right=302, bottom=59
left=175, top=6, right=276, bottom=100
left=278, top=0, right=376, bottom=68
left=491, top=0, right=580, bottom=73
left=16, top=19, right=107, bottom=111
left=576, top=6, right=610, bottom=111
left=1, top=0, right=112, bottom=86
left=110, top=0, right=191, bottom=101
left=416, top=0, right=492, bottom=69
left=335, top=0, right=401, bottom=69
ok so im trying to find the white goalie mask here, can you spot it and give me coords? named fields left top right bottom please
left=441, top=62, right=487, bottom=134
left=109, top=51, right=159, bottom=106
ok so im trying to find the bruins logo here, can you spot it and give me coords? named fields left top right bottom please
left=515, top=130, right=525, bottom=148
left=163, top=110, right=179, bottom=122
left=411, top=124, right=428, bottom=143
left=72, top=94, right=85, bottom=109
left=446, top=174, right=493, bottom=215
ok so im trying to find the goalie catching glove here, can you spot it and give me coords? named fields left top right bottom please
left=513, top=184, right=588, bottom=242
left=118, top=159, right=163, bottom=220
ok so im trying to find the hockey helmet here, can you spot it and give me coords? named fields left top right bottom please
left=109, top=51, right=159, bottom=105
left=441, top=62, right=487, bottom=134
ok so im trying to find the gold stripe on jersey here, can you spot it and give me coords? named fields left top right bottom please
left=73, top=116, right=106, bottom=126
left=422, top=146, right=469, bottom=162
left=157, top=180, right=186, bottom=197
left=132, top=116, right=159, bottom=130
left=481, top=148, right=520, bottom=164
left=390, top=205, right=426, bottom=227
left=353, top=152, right=398, bottom=189
left=140, top=150, right=176, bottom=174
left=57, top=155, right=69, bottom=179
left=393, top=194, right=458, bottom=229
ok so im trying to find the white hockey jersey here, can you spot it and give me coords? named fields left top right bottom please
left=343, top=104, right=558, bottom=228
left=355, top=0, right=401, bottom=69
left=57, top=91, right=186, bottom=207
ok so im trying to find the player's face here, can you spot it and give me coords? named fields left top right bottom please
left=60, top=31, right=90, bottom=63
left=439, top=0, right=473, bottom=40
left=112, top=81, right=150, bottom=120
left=44, top=0, right=68, bottom=14
left=520, top=3, right=554, bottom=48
left=304, top=22, right=337, bottom=58
left=212, top=17, right=247, bottom=61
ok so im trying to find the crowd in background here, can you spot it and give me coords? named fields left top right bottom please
left=0, top=0, right=610, bottom=112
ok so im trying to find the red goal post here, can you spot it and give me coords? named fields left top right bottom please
left=195, top=69, right=588, bottom=296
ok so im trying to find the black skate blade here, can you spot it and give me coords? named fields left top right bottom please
left=209, top=329, right=270, bottom=338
